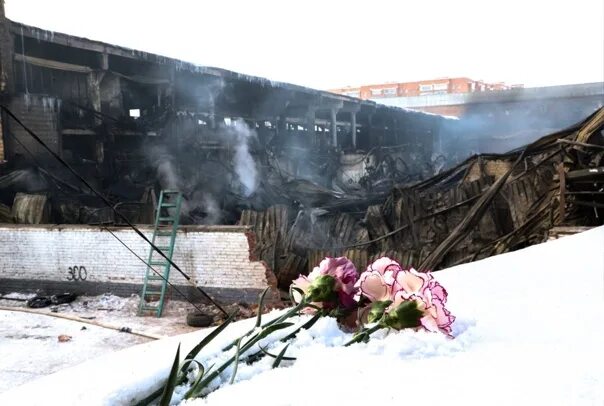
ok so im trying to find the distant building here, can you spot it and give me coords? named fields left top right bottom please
left=329, top=78, right=519, bottom=101
left=384, top=82, right=603, bottom=154
left=331, top=78, right=604, bottom=155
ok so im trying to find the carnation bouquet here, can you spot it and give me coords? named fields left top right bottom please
left=148, top=256, right=454, bottom=405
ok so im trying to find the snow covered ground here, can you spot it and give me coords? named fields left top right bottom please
left=0, top=309, right=148, bottom=393
left=184, top=226, right=604, bottom=406
left=0, top=293, right=201, bottom=337
left=0, top=226, right=602, bottom=405
left=0, top=293, right=202, bottom=392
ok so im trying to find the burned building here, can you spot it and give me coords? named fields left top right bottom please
left=242, top=108, right=604, bottom=289
left=0, top=3, right=602, bottom=301
left=0, top=4, right=448, bottom=229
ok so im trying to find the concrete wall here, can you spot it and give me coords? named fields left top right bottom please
left=0, top=224, right=279, bottom=303
left=0, top=115, right=4, bottom=161
left=5, top=93, right=60, bottom=162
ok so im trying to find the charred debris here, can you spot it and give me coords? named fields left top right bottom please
left=0, top=15, right=603, bottom=289
left=244, top=109, right=604, bottom=288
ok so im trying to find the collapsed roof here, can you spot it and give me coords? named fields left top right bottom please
left=242, top=109, right=604, bottom=287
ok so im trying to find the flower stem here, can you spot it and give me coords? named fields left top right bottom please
left=280, top=311, right=322, bottom=342
left=343, top=324, right=383, bottom=347
left=222, top=300, right=307, bottom=352
left=186, top=303, right=308, bottom=399
left=270, top=300, right=307, bottom=324
left=241, top=305, right=318, bottom=364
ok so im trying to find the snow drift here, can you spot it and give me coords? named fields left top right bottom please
left=0, top=227, right=602, bottom=405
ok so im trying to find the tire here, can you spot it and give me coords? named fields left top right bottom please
left=27, top=296, right=52, bottom=308
left=186, top=312, right=214, bottom=327
left=51, top=293, right=77, bottom=305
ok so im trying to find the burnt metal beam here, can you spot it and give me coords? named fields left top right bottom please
left=15, top=53, right=92, bottom=73
left=558, top=164, right=566, bottom=223
left=566, top=167, right=604, bottom=181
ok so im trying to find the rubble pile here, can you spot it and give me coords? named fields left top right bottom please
left=242, top=108, right=604, bottom=287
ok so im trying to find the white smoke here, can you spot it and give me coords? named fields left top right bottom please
left=144, top=118, right=258, bottom=225
left=230, top=119, right=258, bottom=197
left=200, top=193, right=221, bottom=224
left=146, top=145, right=180, bottom=190
left=157, top=159, right=179, bottom=190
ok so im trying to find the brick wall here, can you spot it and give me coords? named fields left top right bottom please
left=413, top=105, right=466, bottom=117
left=331, top=78, right=514, bottom=100
left=0, top=224, right=279, bottom=303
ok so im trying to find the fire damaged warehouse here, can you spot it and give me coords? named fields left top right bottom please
left=2, top=2, right=604, bottom=404
left=0, top=20, right=445, bottom=227
left=0, top=4, right=603, bottom=302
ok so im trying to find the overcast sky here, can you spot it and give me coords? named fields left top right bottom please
left=5, top=0, right=604, bottom=90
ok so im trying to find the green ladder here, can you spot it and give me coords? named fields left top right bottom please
left=138, top=190, right=183, bottom=317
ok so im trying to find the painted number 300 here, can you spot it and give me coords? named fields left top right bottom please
left=67, top=266, right=87, bottom=281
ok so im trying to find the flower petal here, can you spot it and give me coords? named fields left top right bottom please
left=428, top=280, right=448, bottom=303
left=420, top=315, right=440, bottom=332
left=433, top=297, right=455, bottom=329
left=291, top=275, right=311, bottom=303
left=394, top=269, right=427, bottom=293
left=359, top=272, right=390, bottom=302
left=368, top=257, right=401, bottom=276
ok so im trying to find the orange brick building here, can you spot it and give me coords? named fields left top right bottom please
left=330, top=78, right=518, bottom=100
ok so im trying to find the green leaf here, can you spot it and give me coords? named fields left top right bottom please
left=254, top=322, right=294, bottom=342
left=222, top=328, right=253, bottom=352
left=255, top=287, right=271, bottom=328
left=229, top=338, right=243, bottom=385
left=178, top=359, right=204, bottom=383
left=237, top=322, right=296, bottom=368
left=187, top=322, right=294, bottom=399
left=187, top=358, right=234, bottom=398
left=258, top=345, right=297, bottom=361
left=242, top=350, right=267, bottom=364
left=182, top=363, right=213, bottom=399
left=280, top=311, right=321, bottom=342
left=272, top=343, right=291, bottom=368
left=151, top=314, right=234, bottom=404
left=264, top=299, right=307, bottom=328
left=159, top=343, right=181, bottom=406
left=187, top=311, right=236, bottom=360
left=289, top=286, right=306, bottom=304
left=343, top=324, right=382, bottom=347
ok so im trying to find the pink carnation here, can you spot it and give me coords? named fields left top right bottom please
left=356, top=257, right=455, bottom=334
left=291, top=257, right=358, bottom=311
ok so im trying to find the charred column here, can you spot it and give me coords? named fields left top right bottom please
left=351, top=111, right=357, bottom=149
left=276, top=114, right=286, bottom=139
left=87, top=72, right=104, bottom=124
left=209, top=97, right=216, bottom=129
left=330, top=107, right=337, bottom=147
left=306, top=109, right=316, bottom=144
left=0, top=0, right=12, bottom=95
left=0, top=0, right=13, bottom=162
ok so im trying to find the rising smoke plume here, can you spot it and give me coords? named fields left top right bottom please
left=146, top=145, right=181, bottom=190
left=144, top=118, right=260, bottom=225
left=227, top=119, right=258, bottom=197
